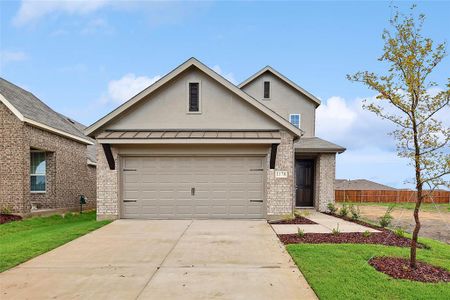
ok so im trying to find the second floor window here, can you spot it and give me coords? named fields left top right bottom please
left=263, top=81, right=270, bottom=98
left=289, top=114, right=301, bottom=128
left=189, top=82, right=200, bottom=112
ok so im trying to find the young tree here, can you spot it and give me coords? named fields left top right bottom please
left=347, top=6, right=449, bottom=268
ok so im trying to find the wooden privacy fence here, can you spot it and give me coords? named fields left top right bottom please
left=335, top=190, right=450, bottom=204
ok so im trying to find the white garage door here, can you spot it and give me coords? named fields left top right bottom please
left=121, top=156, right=265, bottom=219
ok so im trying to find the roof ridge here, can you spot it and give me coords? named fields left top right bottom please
left=0, top=77, right=92, bottom=144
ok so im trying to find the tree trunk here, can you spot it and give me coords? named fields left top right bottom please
left=410, top=184, right=422, bottom=268
left=410, top=115, right=422, bottom=269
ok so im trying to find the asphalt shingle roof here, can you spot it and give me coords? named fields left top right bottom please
left=335, top=179, right=397, bottom=190
left=0, top=78, right=96, bottom=163
left=295, top=137, right=346, bottom=153
left=0, top=77, right=89, bottom=142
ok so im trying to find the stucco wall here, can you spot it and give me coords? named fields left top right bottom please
left=106, top=67, right=283, bottom=131
left=314, top=153, right=336, bottom=212
left=0, top=102, right=96, bottom=214
left=241, top=71, right=317, bottom=137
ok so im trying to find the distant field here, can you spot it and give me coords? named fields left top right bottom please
left=340, top=202, right=450, bottom=212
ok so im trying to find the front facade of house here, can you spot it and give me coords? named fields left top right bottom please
left=0, top=79, right=97, bottom=215
left=87, top=58, right=345, bottom=220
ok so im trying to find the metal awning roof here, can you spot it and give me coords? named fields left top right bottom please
left=96, top=130, right=281, bottom=144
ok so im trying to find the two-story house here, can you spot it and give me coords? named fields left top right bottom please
left=86, top=58, right=345, bottom=220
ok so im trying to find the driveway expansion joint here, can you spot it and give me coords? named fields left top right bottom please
left=135, top=220, right=193, bottom=300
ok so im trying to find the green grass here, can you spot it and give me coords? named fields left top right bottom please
left=341, top=202, right=450, bottom=212
left=287, top=237, right=450, bottom=300
left=0, top=211, right=110, bottom=272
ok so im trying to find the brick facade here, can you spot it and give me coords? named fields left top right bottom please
left=266, top=130, right=295, bottom=217
left=0, top=102, right=96, bottom=215
left=314, top=153, right=336, bottom=212
left=96, top=145, right=119, bottom=220
left=0, top=102, right=26, bottom=213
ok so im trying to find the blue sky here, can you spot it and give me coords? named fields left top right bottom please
left=1, top=1, right=449, bottom=188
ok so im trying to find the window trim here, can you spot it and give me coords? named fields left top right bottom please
left=263, top=81, right=270, bottom=99
left=289, top=113, right=301, bottom=129
left=30, top=150, right=46, bottom=193
left=186, top=81, right=202, bottom=114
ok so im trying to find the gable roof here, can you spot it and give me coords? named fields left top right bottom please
left=238, top=66, right=321, bottom=106
left=0, top=78, right=93, bottom=145
left=85, top=58, right=302, bottom=137
left=335, top=179, right=397, bottom=190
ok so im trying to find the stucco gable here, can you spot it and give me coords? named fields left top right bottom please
left=85, top=58, right=302, bottom=137
left=104, top=67, right=287, bottom=132
left=239, top=66, right=321, bottom=106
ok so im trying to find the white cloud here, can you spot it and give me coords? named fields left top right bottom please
left=0, top=50, right=28, bottom=67
left=211, top=65, right=237, bottom=84
left=105, top=73, right=161, bottom=104
left=316, top=96, right=357, bottom=136
left=316, top=95, right=396, bottom=151
left=13, top=0, right=109, bottom=26
left=317, top=92, right=449, bottom=189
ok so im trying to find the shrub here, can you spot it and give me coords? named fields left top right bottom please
left=350, top=205, right=361, bottom=221
left=297, top=228, right=305, bottom=238
left=394, top=227, right=406, bottom=238
left=362, top=230, right=372, bottom=238
left=0, top=206, right=13, bottom=215
left=332, top=224, right=340, bottom=235
left=379, top=206, right=394, bottom=228
left=327, top=203, right=338, bottom=214
left=339, top=204, right=349, bottom=217
left=281, top=214, right=294, bottom=221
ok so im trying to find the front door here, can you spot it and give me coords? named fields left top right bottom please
left=295, top=159, right=314, bottom=207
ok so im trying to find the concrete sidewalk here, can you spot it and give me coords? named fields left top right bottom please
left=0, top=220, right=317, bottom=300
left=271, top=211, right=380, bottom=235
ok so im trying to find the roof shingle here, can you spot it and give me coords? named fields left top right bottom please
left=0, top=77, right=89, bottom=142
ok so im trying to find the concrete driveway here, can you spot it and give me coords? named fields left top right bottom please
left=0, top=220, right=316, bottom=300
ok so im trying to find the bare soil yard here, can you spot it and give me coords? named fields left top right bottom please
left=356, top=205, right=450, bottom=244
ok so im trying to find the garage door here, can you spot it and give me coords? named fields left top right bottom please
left=121, top=156, right=265, bottom=219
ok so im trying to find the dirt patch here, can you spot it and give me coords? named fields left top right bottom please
left=0, top=214, right=22, bottom=224
left=278, top=231, right=421, bottom=247
left=356, top=206, right=450, bottom=244
left=369, top=256, right=450, bottom=283
left=270, top=216, right=317, bottom=225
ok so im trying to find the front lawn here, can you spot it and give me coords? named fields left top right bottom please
left=287, top=237, right=450, bottom=300
left=0, top=211, right=110, bottom=272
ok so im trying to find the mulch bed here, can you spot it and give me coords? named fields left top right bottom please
left=278, top=231, right=421, bottom=247
left=270, top=216, right=317, bottom=225
left=369, top=256, right=450, bottom=283
left=324, top=212, right=386, bottom=231
left=0, top=214, right=22, bottom=225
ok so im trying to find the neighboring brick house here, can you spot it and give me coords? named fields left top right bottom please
left=86, top=58, right=345, bottom=220
left=0, top=78, right=96, bottom=215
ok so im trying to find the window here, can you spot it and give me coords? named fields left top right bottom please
left=30, top=151, right=46, bottom=192
left=263, top=81, right=270, bottom=98
left=289, top=114, right=301, bottom=128
left=189, top=82, right=200, bottom=112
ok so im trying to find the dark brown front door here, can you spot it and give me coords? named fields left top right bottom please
left=295, top=159, right=314, bottom=207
